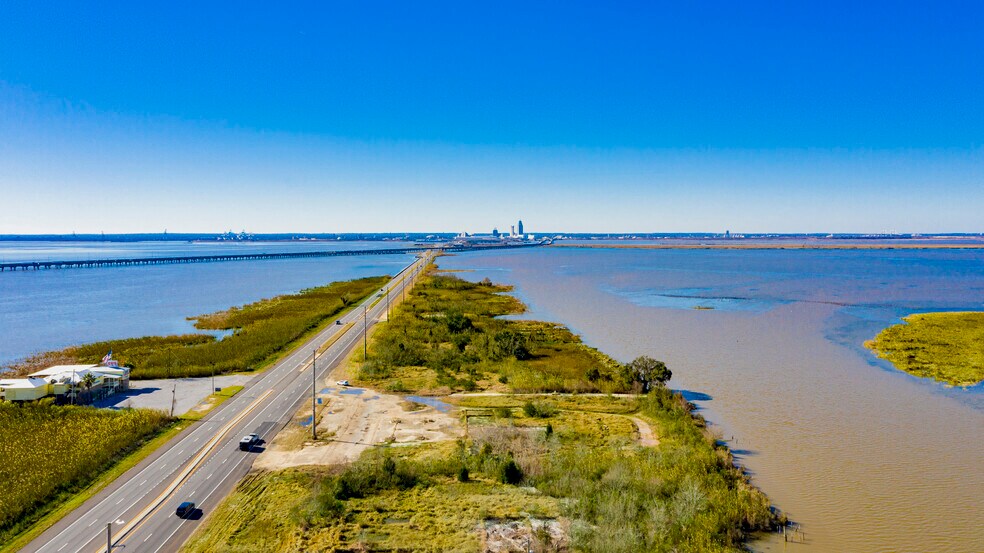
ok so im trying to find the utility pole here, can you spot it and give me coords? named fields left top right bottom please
left=170, top=382, right=176, bottom=417
left=386, top=287, right=390, bottom=321
left=311, top=349, right=317, bottom=440
left=363, top=304, right=368, bottom=358
left=106, top=522, right=111, bottom=553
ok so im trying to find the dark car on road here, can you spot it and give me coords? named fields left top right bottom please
left=176, top=501, right=195, bottom=518
left=239, top=433, right=260, bottom=451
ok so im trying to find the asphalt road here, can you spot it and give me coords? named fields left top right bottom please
left=24, top=253, right=432, bottom=553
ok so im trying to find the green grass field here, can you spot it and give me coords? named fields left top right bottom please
left=865, top=311, right=984, bottom=387
left=9, top=276, right=388, bottom=379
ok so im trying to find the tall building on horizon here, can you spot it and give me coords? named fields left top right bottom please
left=517, top=220, right=524, bottom=235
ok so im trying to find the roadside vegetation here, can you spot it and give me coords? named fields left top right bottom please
left=186, top=389, right=774, bottom=552
left=186, top=267, right=779, bottom=552
left=9, top=276, right=388, bottom=379
left=865, top=311, right=984, bottom=387
left=355, top=269, right=659, bottom=394
left=0, top=402, right=172, bottom=545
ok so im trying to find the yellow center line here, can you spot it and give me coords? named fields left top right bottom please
left=105, top=388, right=273, bottom=550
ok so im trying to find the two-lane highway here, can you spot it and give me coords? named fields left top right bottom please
left=25, top=253, right=433, bottom=553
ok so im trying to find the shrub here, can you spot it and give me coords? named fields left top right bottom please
left=498, top=458, right=524, bottom=485
left=444, top=310, right=473, bottom=333
left=493, top=407, right=512, bottom=419
left=522, top=400, right=557, bottom=418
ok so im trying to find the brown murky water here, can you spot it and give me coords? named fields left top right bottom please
left=441, top=247, right=984, bottom=553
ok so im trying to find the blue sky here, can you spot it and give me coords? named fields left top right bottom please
left=1, top=1, right=981, bottom=233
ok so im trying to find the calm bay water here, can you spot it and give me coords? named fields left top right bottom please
left=0, top=241, right=416, bottom=367
left=440, top=246, right=984, bottom=553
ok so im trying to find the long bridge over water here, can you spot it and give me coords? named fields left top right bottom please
left=0, top=243, right=541, bottom=272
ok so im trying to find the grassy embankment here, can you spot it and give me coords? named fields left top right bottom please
left=10, top=276, right=389, bottom=379
left=0, top=403, right=173, bottom=548
left=865, top=311, right=984, bottom=387
left=184, top=268, right=779, bottom=552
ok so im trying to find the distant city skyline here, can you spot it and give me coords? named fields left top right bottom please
left=1, top=3, right=981, bottom=234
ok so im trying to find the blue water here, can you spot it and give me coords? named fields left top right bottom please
left=0, top=241, right=416, bottom=367
left=0, top=240, right=409, bottom=263
left=404, top=395, right=453, bottom=413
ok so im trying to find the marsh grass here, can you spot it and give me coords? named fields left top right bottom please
left=865, top=311, right=984, bottom=386
left=0, top=403, right=172, bottom=543
left=9, top=276, right=388, bottom=379
left=355, top=269, right=633, bottom=394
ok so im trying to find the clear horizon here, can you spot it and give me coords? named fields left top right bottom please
left=2, top=2, right=982, bottom=234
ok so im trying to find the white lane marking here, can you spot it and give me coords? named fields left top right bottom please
left=87, top=519, right=96, bottom=527
left=108, top=266, right=423, bottom=553
left=139, top=479, right=147, bottom=486
left=144, top=533, right=153, bottom=542
left=116, top=496, right=125, bottom=504
left=56, top=543, right=67, bottom=551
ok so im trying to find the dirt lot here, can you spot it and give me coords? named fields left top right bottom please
left=254, top=386, right=461, bottom=470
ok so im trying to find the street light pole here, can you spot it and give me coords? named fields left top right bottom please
left=311, top=349, right=317, bottom=440
left=363, top=304, right=368, bottom=358
left=106, top=522, right=111, bottom=553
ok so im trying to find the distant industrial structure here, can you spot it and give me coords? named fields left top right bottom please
left=452, top=219, right=547, bottom=248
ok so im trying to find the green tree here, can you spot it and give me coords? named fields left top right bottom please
left=444, top=310, right=473, bottom=333
left=626, top=356, right=671, bottom=392
left=79, top=372, right=98, bottom=400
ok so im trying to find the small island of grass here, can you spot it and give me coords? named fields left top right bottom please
left=865, top=311, right=984, bottom=387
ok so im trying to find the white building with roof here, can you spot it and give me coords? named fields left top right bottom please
left=0, top=364, right=129, bottom=403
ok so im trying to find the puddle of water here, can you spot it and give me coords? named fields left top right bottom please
left=298, top=415, right=313, bottom=427
left=339, top=387, right=365, bottom=395
left=405, top=395, right=452, bottom=413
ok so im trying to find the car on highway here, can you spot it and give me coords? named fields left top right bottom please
left=238, top=433, right=260, bottom=451
left=175, top=501, right=195, bottom=518
left=336, top=379, right=350, bottom=387
left=335, top=319, right=343, bottom=325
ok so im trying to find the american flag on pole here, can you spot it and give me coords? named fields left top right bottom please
left=101, top=350, right=113, bottom=364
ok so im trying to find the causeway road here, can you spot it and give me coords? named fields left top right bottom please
left=24, top=252, right=433, bottom=553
